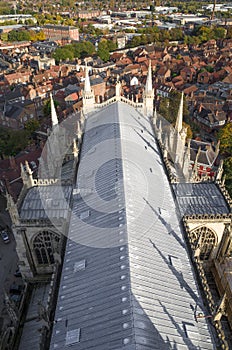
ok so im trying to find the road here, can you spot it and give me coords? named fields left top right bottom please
left=0, top=194, right=21, bottom=332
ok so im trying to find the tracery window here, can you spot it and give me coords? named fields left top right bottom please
left=33, top=231, right=60, bottom=265
left=191, top=226, right=217, bottom=260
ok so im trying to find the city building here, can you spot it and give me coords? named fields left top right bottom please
left=42, top=25, right=79, bottom=44
left=0, top=14, right=37, bottom=24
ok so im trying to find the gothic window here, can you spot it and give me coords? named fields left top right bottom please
left=33, top=231, right=60, bottom=265
left=191, top=227, right=217, bottom=260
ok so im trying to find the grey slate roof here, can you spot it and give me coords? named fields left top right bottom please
left=20, top=185, right=72, bottom=221
left=50, top=102, right=216, bottom=350
left=173, top=183, right=230, bottom=217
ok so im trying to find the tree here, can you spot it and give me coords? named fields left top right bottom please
left=8, top=30, right=31, bottom=42
left=224, top=157, right=232, bottom=196
left=25, top=119, right=40, bottom=133
left=97, top=39, right=110, bottom=62
left=0, top=128, right=30, bottom=157
left=218, top=122, right=232, bottom=156
left=52, top=47, right=74, bottom=63
left=218, top=123, right=232, bottom=196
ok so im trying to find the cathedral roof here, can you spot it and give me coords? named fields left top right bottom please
left=173, top=182, right=230, bottom=216
left=50, top=101, right=215, bottom=350
left=19, top=185, right=72, bottom=221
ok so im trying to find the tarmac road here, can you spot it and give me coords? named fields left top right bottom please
left=0, top=194, right=20, bottom=331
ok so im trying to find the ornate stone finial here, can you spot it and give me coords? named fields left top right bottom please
left=213, top=293, right=227, bottom=322
left=6, top=191, right=19, bottom=226
left=163, top=133, right=169, bottom=158
left=190, top=146, right=201, bottom=182
left=222, top=174, right=226, bottom=186
left=215, top=140, right=220, bottom=156
left=194, top=146, right=201, bottom=166
left=145, top=60, right=153, bottom=94
left=73, top=138, right=79, bottom=158
left=24, top=161, right=34, bottom=188
left=143, top=60, right=154, bottom=117
left=115, top=75, right=122, bottom=99
left=80, top=109, right=85, bottom=126
left=175, top=92, right=184, bottom=134
left=4, top=291, right=19, bottom=325
left=84, top=62, right=91, bottom=94
left=50, top=93, right=58, bottom=128
left=25, top=160, right=32, bottom=176
left=83, top=63, right=95, bottom=114
left=216, top=159, right=224, bottom=182
left=182, top=139, right=191, bottom=181
left=76, top=121, right=82, bottom=142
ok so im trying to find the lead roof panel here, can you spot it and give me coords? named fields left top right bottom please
left=50, top=102, right=216, bottom=350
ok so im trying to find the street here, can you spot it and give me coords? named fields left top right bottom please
left=0, top=194, right=21, bottom=332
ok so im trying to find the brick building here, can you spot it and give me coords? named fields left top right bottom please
left=42, top=25, right=79, bottom=43
left=77, top=10, right=101, bottom=19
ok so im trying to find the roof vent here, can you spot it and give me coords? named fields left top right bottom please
left=80, top=210, right=90, bottom=219
left=74, top=259, right=86, bottom=272
left=65, top=328, right=80, bottom=346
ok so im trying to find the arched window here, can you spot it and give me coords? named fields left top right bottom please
left=191, top=226, right=217, bottom=260
left=33, top=231, right=60, bottom=265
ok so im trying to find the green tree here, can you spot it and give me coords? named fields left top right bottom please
left=0, top=128, right=30, bottom=157
left=0, top=32, right=8, bottom=41
left=52, top=47, right=74, bottom=63
left=218, top=123, right=232, bottom=156
left=224, top=157, right=232, bottom=196
left=218, top=123, right=232, bottom=195
left=8, top=30, right=31, bottom=42
left=97, top=39, right=110, bottom=62
left=25, top=119, right=40, bottom=133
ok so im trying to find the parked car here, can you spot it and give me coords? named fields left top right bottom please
left=0, top=230, right=10, bottom=244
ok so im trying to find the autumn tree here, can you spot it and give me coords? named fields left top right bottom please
left=218, top=123, right=232, bottom=196
left=218, top=122, right=232, bottom=156
left=97, top=39, right=116, bottom=62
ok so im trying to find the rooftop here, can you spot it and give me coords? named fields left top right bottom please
left=19, top=185, right=72, bottom=221
left=50, top=101, right=216, bottom=350
left=173, top=183, right=230, bottom=217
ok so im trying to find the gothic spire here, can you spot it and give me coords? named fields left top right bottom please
left=145, top=60, right=153, bottom=94
left=84, top=63, right=91, bottom=94
left=6, top=191, right=19, bottom=226
left=50, top=93, right=58, bottom=128
left=175, top=92, right=184, bottom=134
